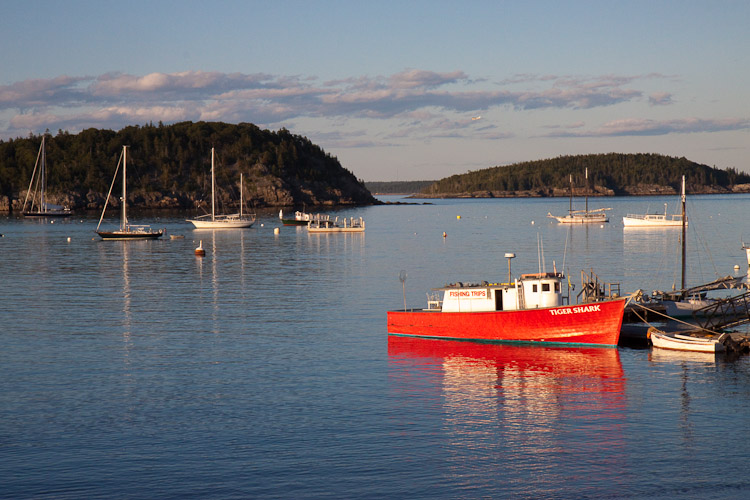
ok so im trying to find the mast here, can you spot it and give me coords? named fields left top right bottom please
left=240, top=172, right=244, bottom=218
left=40, top=136, right=46, bottom=212
left=211, top=147, right=216, bottom=222
left=585, top=167, right=589, bottom=214
left=681, top=175, right=686, bottom=290
left=121, top=146, right=128, bottom=230
left=568, top=174, right=573, bottom=215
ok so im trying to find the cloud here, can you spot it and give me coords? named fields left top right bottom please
left=649, top=92, right=673, bottom=106
left=0, top=69, right=745, bottom=148
left=545, top=117, right=750, bottom=137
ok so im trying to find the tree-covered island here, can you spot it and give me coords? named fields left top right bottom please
left=418, top=153, right=750, bottom=198
left=0, top=121, right=376, bottom=212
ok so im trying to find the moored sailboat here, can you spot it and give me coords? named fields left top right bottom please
left=187, top=148, right=256, bottom=229
left=95, top=146, right=163, bottom=240
left=22, top=136, right=72, bottom=217
left=548, top=169, right=610, bottom=224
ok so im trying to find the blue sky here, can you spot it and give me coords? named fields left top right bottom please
left=2, top=1, right=749, bottom=181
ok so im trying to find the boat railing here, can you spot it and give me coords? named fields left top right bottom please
left=579, top=269, right=620, bottom=303
left=426, top=292, right=442, bottom=310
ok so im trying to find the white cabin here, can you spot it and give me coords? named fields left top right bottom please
left=430, top=272, right=566, bottom=312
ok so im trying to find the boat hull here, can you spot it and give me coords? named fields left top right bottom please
left=96, top=230, right=163, bottom=240
left=281, top=219, right=308, bottom=226
left=650, top=331, right=724, bottom=353
left=308, top=227, right=365, bottom=233
left=387, top=298, right=626, bottom=347
left=622, top=217, right=684, bottom=227
left=23, top=210, right=72, bottom=217
left=187, top=219, right=254, bottom=229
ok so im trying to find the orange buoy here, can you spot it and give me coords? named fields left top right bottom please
left=195, top=240, right=206, bottom=257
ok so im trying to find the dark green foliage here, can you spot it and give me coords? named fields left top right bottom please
left=422, top=153, right=750, bottom=195
left=0, top=121, right=370, bottom=206
left=365, top=180, right=436, bottom=194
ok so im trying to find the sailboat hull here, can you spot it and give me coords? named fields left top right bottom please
left=22, top=210, right=72, bottom=218
left=187, top=216, right=255, bottom=229
left=96, top=230, right=163, bottom=240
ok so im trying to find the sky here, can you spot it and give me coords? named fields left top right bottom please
left=1, top=0, right=749, bottom=181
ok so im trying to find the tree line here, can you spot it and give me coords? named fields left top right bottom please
left=0, top=121, right=372, bottom=206
left=422, top=153, right=750, bottom=195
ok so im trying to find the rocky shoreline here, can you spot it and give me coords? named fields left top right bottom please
left=412, top=183, right=750, bottom=199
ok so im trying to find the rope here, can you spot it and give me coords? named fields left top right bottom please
left=628, top=301, right=725, bottom=336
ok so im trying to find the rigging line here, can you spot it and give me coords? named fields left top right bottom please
left=630, top=302, right=724, bottom=336
left=96, top=149, right=124, bottom=232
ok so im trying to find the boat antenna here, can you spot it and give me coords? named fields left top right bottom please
left=537, top=233, right=542, bottom=274
left=505, top=253, right=515, bottom=284
left=399, top=270, right=407, bottom=312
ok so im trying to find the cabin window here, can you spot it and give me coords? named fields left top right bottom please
left=495, top=289, right=503, bottom=311
left=532, top=284, right=538, bottom=293
left=555, top=282, right=561, bottom=292
left=542, top=283, right=550, bottom=292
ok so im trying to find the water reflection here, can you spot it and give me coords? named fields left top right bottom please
left=388, top=337, right=627, bottom=488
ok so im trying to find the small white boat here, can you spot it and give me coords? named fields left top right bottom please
left=187, top=148, right=256, bottom=229
left=279, top=209, right=329, bottom=226
left=307, top=216, right=365, bottom=233
left=623, top=177, right=687, bottom=227
left=649, top=329, right=725, bottom=353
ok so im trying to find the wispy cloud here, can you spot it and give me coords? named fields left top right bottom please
left=1, top=69, right=746, bottom=146
left=545, top=117, right=750, bottom=137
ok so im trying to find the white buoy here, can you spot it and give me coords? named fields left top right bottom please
left=66, top=237, right=71, bottom=242
left=531, top=221, right=535, bottom=225
left=195, top=240, right=205, bottom=257
left=600, top=225, right=604, bottom=228
left=735, top=264, right=741, bottom=271
left=261, top=223, right=264, bottom=227
left=274, top=227, right=280, bottom=235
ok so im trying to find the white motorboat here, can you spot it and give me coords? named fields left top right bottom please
left=623, top=177, right=687, bottom=227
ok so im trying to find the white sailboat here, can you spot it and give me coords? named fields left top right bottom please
left=22, top=135, right=72, bottom=217
left=95, top=146, right=163, bottom=240
left=547, top=168, right=610, bottom=223
left=187, top=148, right=256, bottom=229
left=623, top=177, right=687, bottom=227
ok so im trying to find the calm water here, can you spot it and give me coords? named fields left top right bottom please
left=3, top=194, right=750, bottom=499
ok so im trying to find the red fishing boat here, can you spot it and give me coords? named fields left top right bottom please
left=388, top=270, right=626, bottom=347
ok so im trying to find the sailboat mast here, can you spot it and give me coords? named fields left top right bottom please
left=681, top=175, right=686, bottom=290
left=585, top=167, right=589, bottom=214
left=568, top=174, right=572, bottom=215
left=121, top=146, right=128, bottom=230
left=40, top=136, right=46, bottom=211
left=211, top=147, right=216, bottom=222
left=240, top=172, right=243, bottom=218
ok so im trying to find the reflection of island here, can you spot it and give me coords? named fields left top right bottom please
left=388, top=337, right=628, bottom=483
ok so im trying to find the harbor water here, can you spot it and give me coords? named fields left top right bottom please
left=3, top=193, right=750, bottom=498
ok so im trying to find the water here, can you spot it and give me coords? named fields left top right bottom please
left=3, top=194, right=750, bottom=499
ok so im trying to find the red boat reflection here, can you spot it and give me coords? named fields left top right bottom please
left=388, top=336, right=626, bottom=421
